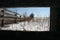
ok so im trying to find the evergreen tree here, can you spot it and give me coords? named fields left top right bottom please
left=30, top=13, right=34, bottom=18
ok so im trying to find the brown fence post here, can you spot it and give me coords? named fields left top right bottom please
left=20, top=16, right=21, bottom=22
left=14, top=12, right=17, bottom=23
left=1, top=10, right=4, bottom=27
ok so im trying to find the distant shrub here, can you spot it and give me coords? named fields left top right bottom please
left=30, top=13, right=34, bottom=18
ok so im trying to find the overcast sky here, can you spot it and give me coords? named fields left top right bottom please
left=7, top=7, right=50, bottom=17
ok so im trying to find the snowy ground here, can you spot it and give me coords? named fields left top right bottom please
left=0, top=17, right=50, bottom=31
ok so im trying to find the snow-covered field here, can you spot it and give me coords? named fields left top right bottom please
left=0, top=17, right=50, bottom=31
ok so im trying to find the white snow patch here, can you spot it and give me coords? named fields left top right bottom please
left=1, top=18, right=50, bottom=31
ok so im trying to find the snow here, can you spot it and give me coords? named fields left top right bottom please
left=1, top=17, right=50, bottom=31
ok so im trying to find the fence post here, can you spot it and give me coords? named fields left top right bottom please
left=20, top=16, right=21, bottom=22
left=1, top=10, right=4, bottom=27
left=14, top=12, right=17, bottom=23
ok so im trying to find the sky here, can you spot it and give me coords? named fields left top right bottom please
left=7, top=7, right=50, bottom=17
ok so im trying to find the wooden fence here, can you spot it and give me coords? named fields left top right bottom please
left=0, top=10, right=33, bottom=27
